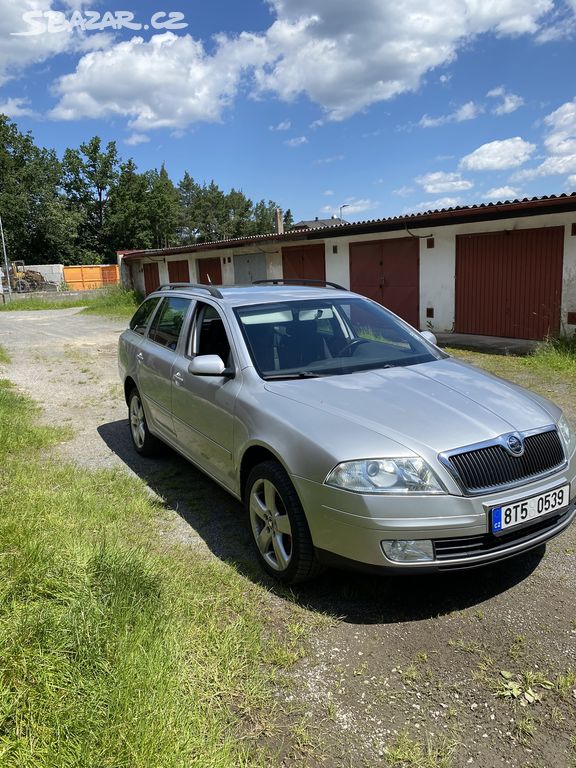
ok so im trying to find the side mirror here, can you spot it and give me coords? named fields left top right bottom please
left=188, top=355, right=234, bottom=378
left=420, top=330, right=438, bottom=346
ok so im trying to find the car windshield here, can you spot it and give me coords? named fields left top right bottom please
left=235, top=298, right=446, bottom=379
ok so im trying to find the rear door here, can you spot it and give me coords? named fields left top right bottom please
left=137, top=296, right=194, bottom=439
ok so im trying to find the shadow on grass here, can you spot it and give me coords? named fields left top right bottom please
left=99, top=418, right=544, bottom=626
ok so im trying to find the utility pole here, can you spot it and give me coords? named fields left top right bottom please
left=0, top=215, right=12, bottom=302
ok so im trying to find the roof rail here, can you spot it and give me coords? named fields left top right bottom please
left=157, top=282, right=223, bottom=299
left=252, top=279, right=348, bottom=291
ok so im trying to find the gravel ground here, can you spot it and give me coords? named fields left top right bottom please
left=1, top=308, right=575, bottom=768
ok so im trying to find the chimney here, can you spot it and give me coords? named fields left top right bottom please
left=275, top=208, right=284, bottom=235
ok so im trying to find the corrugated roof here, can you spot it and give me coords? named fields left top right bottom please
left=119, top=192, right=576, bottom=261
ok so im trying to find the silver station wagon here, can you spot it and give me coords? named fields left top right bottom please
left=118, top=281, right=576, bottom=583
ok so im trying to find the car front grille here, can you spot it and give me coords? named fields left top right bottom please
left=434, top=508, right=573, bottom=564
left=445, top=428, right=565, bottom=493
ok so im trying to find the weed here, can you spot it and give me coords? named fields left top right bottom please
left=0, top=345, right=10, bottom=364
left=514, top=717, right=536, bottom=743
left=384, top=730, right=459, bottom=768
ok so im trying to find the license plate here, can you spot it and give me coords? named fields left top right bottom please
left=491, top=484, right=570, bottom=533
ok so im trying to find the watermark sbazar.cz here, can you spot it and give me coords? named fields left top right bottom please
left=12, top=10, right=188, bottom=35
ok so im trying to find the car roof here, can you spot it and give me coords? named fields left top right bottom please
left=151, top=283, right=354, bottom=307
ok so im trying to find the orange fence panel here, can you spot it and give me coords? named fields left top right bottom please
left=63, top=265, right=120, bottom=291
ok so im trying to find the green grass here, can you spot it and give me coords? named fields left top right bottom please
left=0, top=286, right=140, bottom=319
left=0, top=379, right=284, bottom=767
left=0, top=345, right=10, bottom=365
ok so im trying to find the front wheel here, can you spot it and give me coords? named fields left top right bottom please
left=246, top=461, right=322, bottom=584
left=128, top=387, right=161, bottom=457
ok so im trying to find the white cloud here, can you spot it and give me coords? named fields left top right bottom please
left=0, top=97, right=37, bottom=118
left=284, top=135, right=307, bottom=147
left=15, top=0, right=557, bottom=131
left=487, top=86, right=524, bottom=115
left=419, top=101, right=483, bottom=128
left=323, top=197, right=379, bottom=216
left=124, top=133, right=150, bottom=146
left=323, top=189, right=334, bottom=196
left=513, top=98, right=576, bottom=180
left=269, top=119, right=291, bottom=130
left=484, top=186, right=519, bottom=199
left=50, top=31, right=268, bottom=129
left=392, top=185, right=414, bottom=196
left=0, top=0, right=113, bottom=86
left=460, top=137, right=536, bottom=170
left=568, top=174, right=576, bottom=186
left=314, top=154, right=344, bottom=165
left=415, top=171, right=473, bottom=193
left=254, top=0, right=552, bottom=121
left=411, top=196, right=462, bottom=212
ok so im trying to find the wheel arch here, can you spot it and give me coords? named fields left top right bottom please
left=124, top=376, right=137, bottom=405
left=240, top=444, right=292, bottom=503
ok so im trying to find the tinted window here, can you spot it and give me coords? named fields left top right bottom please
left=129, top=297, right=161, bottom=335
left=236, top=298, right=445, bottom=378
left=148, top=297, right=192, bottom=350
left=193, top=303, right=232, bottom=364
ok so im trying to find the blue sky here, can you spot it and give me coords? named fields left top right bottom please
left=1, top=0, right=576, bottom=223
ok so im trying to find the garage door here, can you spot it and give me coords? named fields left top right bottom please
left=349, top=238, right=419, bottom=327
left=167, top=259, right=190, bottom=284
left=455, top=227, right=564, bottom=340
left=143, top=262, right=160, bottom=295
left=197, top=257, right=222, bottom=285
left=282, top=244, right=325, bottom=282
left=234, top=252, right=267, bottom=284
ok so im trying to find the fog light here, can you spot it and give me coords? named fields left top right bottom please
left=382, top=539, right=434, bottom=563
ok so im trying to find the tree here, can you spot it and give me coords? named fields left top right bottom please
left=283, top=208, right=294, bottom=231
left=177, top=171, right=201, bottom=244
left=61, top=136, right=119, bottom=262
left=146, top=164, right=180, bottom=249
left=0, top=116, right=79, bottom=264
left=251, top=199, right=279, bottom=235
left=105, top=160, right=153, bottom=251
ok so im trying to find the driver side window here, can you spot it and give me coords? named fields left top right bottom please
left=191, top=303, right=232, bottom=365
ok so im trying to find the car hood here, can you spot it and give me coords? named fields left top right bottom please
left=263, top=358, right=559, bottom=456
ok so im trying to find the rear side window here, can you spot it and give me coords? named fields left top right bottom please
left=148, top=297, right=192, bottom=350
left=129, top=297, right=161, bottom=335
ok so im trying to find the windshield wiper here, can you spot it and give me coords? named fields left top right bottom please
left=263, top=371, right=322, bottom=380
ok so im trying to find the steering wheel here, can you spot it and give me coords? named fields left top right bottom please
left=338, top=338, right=370, bottom=356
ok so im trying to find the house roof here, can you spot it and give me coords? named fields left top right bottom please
left=119, top=192, right=576, bottom=261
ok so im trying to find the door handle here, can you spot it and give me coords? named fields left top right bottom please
left=136, top=352, right=144, bottom=362
left=173, top=371, right=184, bottom=385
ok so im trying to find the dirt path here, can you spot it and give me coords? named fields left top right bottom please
left=1, top=309, right=575, bottom=767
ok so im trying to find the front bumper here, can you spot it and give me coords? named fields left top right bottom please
left=293, top=467, right=576, bottom=572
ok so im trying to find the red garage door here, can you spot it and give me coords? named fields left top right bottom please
left=349, top=238, right=419, bottom=327
left=168, top=259, right=190, bottom=283
left=197, top=257, right=222, bottom=285
left=455, top=228, right=564, bottom=340
left=282, top=244, right=326, bottom=282
left=143, top=262, right=160, bottom=295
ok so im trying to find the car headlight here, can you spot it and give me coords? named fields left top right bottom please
left=557, top=414, right=576, bottom=456
left=325, top=457, right=446, bottom=494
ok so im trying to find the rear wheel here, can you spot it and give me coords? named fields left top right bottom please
left=246, top=461, right=322, bottom=584
left=128, top=387, right=161, bottom=456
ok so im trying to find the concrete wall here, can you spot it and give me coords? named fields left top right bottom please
left=26, top=263, right=64, bottom=285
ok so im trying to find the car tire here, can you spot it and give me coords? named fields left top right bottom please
left=128, top=387, right=161, bottom=457
left=246, top=460, right=323, bottom=584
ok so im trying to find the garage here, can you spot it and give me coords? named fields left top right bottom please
left=281, top=244, right=325, bottom=282
left=143, top=262, right=160, bottom=295
left=167, top=259, right=190, bottom=284
left=233, top=252, right=267, bottom=284
left=455, top=227, right=564, bottom=340
left=349, top=237, right=419, bottom=327
left=197, top=257, right=222, bottom=285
